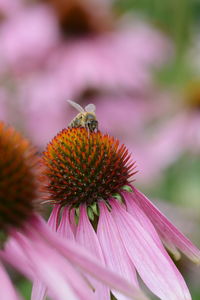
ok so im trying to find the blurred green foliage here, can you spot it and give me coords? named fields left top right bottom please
left=147, top=154, right=200, bottom=207
left=17, top=278, right=32, bottom=300
left=115, top=0, right=200, bottom=86
left=115, top=0, right=200, bottom=53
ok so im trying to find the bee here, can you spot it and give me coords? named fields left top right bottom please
left=67, top=99, right=98, bottom=132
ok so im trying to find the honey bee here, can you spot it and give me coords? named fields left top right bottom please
left=67, top=99, right=98, bottom=132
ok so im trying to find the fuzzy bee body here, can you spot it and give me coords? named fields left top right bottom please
left=67, top=100, right=98, bottom=132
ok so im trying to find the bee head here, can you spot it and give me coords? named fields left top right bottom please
left=85, top=113, right=98, bottom=132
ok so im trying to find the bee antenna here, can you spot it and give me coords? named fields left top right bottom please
left=85, top=103, right=96, bottom=113
left=67, top=99, right=84, bottom=113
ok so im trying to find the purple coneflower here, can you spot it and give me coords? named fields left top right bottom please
left=42, top=126, right=200, bottom=300
left=0, top=122, right=144, bottom=300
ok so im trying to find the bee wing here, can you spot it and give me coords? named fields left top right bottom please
left=67, top=99, right=85, bottom=112
left=85, top=103, right=96, bottom=113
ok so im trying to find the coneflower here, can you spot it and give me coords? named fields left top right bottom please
left=42, top=126, right=200, bottom=300
left=0, top=122, right=144, bottom=300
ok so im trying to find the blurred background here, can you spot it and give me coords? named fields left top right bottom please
left=0, top=0, right=200, bottom=299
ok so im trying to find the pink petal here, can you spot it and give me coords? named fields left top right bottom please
left=0, top=237, right=33, bottom=279
left=31, top=205, right=61, bottom=300
left=130, top=187, right=200, bottom=264
left=57, top=207, right=75, bottom=240
left=48, top=205, right=61, bottom=231
left=17, top=231, right=93, bottom=300
left=31, top=206, right=75, bottom=300
left=76, top=205, right=110, bottom=300
left=125, top=192, right=181, bottom=261
left=97, top=202, right=139, bottom=300
left=33, top=240, right=94, bottom=300
left=0, top=262, right=20, bottom=300
left=28, top=247, right=79, bottom=300
left=110, top=200, right=191, bottom=300
left=34, top=216, right=148, bottom=300
left=31, top=280, right=46, bottom=300
left=157, top=233, right=181, bottom=261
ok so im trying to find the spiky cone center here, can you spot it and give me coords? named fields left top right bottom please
left=45, top=0, right=113, bottom=36
left=43, top=128, right=136, bottom=208
left=0, top=122, right=39, bottom=240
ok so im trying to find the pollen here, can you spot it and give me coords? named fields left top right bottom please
left=0, top=122, right=39, bottom=237
left=43, top=128, right=136, bottom=207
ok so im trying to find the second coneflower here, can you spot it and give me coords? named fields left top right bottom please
left=42, top=125, right=200, bottom=300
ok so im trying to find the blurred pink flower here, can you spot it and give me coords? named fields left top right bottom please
left=28, top=20, right=171, bottom=96
left=0, top=4, right=59, bottom=73
left=132, top=112, right=190, bottom=183
left=0, top=122, right=143, bottom=300
left=0, top=0, right=173, bottom=148
left=96, top=93, right=168, bottom=135
left=42, top=127, right=200, bottom=300
left=0, top=0, right=22, bottom=17
left=19, top=17, right=171, bottom=147
left=129, top=83, right=200, bottom=184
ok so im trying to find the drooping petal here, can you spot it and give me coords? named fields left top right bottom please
left=130, top=187, right=200, bottom=264
left=48, top=204, right=61, bottom=231
left=0, top=237, right=33, bottom=280
left=31, top=280, right=46, bottom=300
left=28, top=247, right=79, bottom=300
left=76, top=205, right=110, bottom=300
left=157, top=233, right=181, bottom=261
left=1, top=237, right=44, bottom=300
left=125, top=192, right=182, bottom=261
left=97, top=202, right=139, bottom=300
left=110, top=199, right=191, bottom=300
left=0, top=262, right=20, bottom=300
left=33, top=215, right=148, bottom=300
left=31, top=204, right=61, bottom=300
left=57, top=207, right=75, bottom=240
left=16, top=231, right=94, bottom=300
left=31, top=206, right=76, bottom=300
left=18, top=235, right=77, bottom=300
